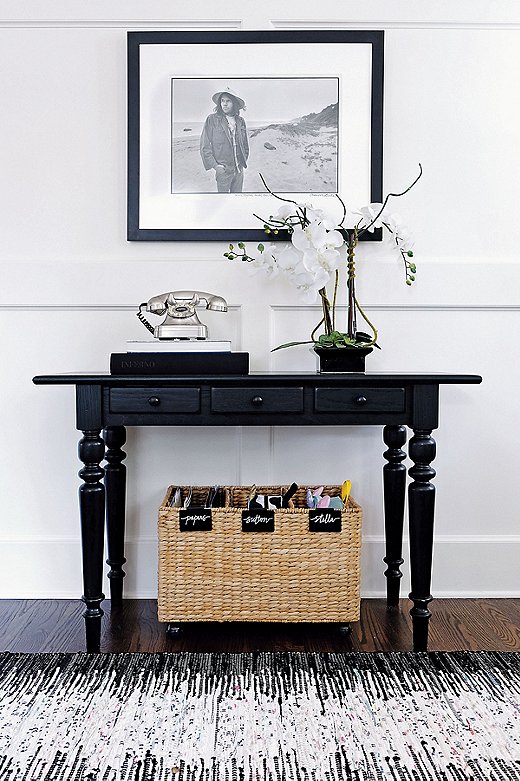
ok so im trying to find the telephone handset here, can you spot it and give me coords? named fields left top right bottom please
left=137, top=290, right=228, bottom=340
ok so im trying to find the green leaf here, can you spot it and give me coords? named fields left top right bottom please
left=270, top=340, right=314, bottom=352
left=258, top=243, right=265, bottom=252
left=238, top=242, right=244, bottom=249
left=229, top=244, right=234, bottom=250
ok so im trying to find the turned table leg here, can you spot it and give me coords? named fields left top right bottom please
left=104, top=426, right=127, bottom=607
left=78, top=430, right=106, bottom=653
left=408, top=428, right=436, bottom=651
left=382, top=425, right=407, bottom=607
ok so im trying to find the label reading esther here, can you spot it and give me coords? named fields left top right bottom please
left=179, top=508, right=212, bottom=531
left=309, top=508, right=342, bottom=532
left=242, top=509, right=275, bottom=532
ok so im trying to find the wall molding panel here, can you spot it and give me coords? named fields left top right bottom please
left=1, top=1, right=519, bottom=599
left=1, top=537, right=518, bottom=600
left=0, top=20, right=242, bottom=29
left=272, top=21, right=520, bottom=30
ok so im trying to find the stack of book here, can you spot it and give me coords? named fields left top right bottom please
left=110, top=340, right=249, bottom=375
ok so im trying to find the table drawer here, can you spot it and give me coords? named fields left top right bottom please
left=109, top=387, right=200, bottom=414
left=315, top=387, right=405, bottom=413
left=211, top=387, right=304, bottom=414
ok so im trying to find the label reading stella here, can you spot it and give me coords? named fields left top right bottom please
left=241, top=510, right=275, bottom=532
left=309, top=508, right=342, bottom=532
left=179, top=508, right=212, bottom=531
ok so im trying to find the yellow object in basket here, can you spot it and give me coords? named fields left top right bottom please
left=341, top=480, right=352, bottom=506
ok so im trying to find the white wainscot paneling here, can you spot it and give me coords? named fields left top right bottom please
left=3, top=533, right=519, bottom=600
left=1, top=23, right=520, bottom=265
left=0, top=309, right=244, bottom=599
left=2, top=303, right=520, bottom=597
left=383, top=28, right=520, bottom=261
left=2, top=0, right=520, bottom=27
left=268, top=304, right=520, bottom=596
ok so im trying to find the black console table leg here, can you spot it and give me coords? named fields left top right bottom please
left=408, top=429, right=436, bottom=651
left=104, top=426, right=127, bottom=607
left=78, top=430, right=106, bottom=653
left=382, top=425, right=407, bottom=607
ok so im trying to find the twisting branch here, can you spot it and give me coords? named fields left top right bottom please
left=354, top=296, right=378, bottom=346
left=335, top=193, right=347, bottom=228
left=258, top=173, right=299, bottom=207
left=356, top=163, right=423, bottom=240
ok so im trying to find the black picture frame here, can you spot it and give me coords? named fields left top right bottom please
left=127, top=30, right=384, bottom=242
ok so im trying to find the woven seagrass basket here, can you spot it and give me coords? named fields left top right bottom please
left=157, top=484, right=362, bottom=623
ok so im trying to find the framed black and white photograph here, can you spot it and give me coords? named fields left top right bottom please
left=127, top=30, right=384, bottom=242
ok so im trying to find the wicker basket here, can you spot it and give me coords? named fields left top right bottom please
left=157, top=484, right=362, bottom=623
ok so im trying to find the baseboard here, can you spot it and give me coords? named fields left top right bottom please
left=0, top=536, right=519, bottom=599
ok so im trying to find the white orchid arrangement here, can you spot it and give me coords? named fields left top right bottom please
left=224, top=165, right=422, bottom=351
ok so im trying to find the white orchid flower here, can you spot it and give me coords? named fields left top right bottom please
left=383, top=213, right=415, bottom=254
left=276, top=244, right=305, bottom=275
left=305, top=207, right=342, bottom=231
left=394, top=229, right=415, bottom=254
left=289, top=225, right=308, bottom=252
left=323, top=228, right=345, bottom=249
left=382, top=212, right=404, bottom=233
left=304, top=206, right=324, bottom=221
left=275, top=203, right=296, bottom=220
left=291, top=220, right=329, bottom=253
left=247, top=251, right=279, bottom=278
left=291, top=268, right=330, bottom=305
left=352, top=203, right=386, bottom=231
left=303, top=247, right=341, bottom=276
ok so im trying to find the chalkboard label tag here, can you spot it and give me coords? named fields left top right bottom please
left=241, top=510, right=275, bottom=532
left=179, top=508, right=212, bottom=531
left=309, top=509, right=342, bottom=532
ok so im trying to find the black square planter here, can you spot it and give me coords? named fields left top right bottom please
left=314, top=346, right=373, bottom=373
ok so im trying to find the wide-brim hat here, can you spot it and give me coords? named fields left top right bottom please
left=212, top=88, right=245, bottom=110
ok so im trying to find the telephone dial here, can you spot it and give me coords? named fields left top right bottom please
left=137, top=290, right=228, bottom=340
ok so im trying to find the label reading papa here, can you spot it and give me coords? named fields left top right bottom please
left=309, top=508, right=342, bottom=532
left=179, top=509, right=212, bottom=531
left=242, top=510, right=275, bottom=532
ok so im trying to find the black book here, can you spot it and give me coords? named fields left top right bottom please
left=110, top=352, right=249, bottom=375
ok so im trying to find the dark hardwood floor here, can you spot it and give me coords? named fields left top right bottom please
left=1, top=598, right=519, bottom=653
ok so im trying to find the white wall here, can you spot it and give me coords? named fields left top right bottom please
left=1, top=0, right=519, bottom=600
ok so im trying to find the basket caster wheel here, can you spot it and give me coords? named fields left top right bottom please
left=166, top=624, right=182, bottom=637
left=339, top=624, right=352, bottom=636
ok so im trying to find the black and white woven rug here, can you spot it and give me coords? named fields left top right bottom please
left=0, top=651, right=519, bottom=780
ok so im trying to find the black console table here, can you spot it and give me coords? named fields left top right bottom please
left=33, top=371, right=481, bottom=653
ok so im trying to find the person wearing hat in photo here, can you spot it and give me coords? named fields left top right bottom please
left=200, top=88, right=249, bottom=192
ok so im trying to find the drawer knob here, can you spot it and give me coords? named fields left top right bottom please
left=251, top=395, right=263, bottom=406
left=355, top=395, right=368, bottom=406
left=148, top=396, right=160, bottom=407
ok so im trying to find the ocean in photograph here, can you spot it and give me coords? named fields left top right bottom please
left=171, top=104, right=339, bottom=194
left=173, top=121, right=271, bottom=138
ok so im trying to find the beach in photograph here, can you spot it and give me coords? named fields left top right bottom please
left=171, top=103, right=339, bottom=194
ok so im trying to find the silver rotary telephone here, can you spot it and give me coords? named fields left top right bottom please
left=137, top=290, right=228, bottom=339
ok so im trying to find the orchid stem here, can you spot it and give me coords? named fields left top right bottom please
left=357, top=163, right=423, bottom=240
left=319, top=288, right=333, bottom=334
left=258, top=173, right=299, bottom=206
left=311, top=317, right=325, bottom=342
left=354, top=296, right=378, bottom=345
left=332, top=270, right=339, bottom=331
